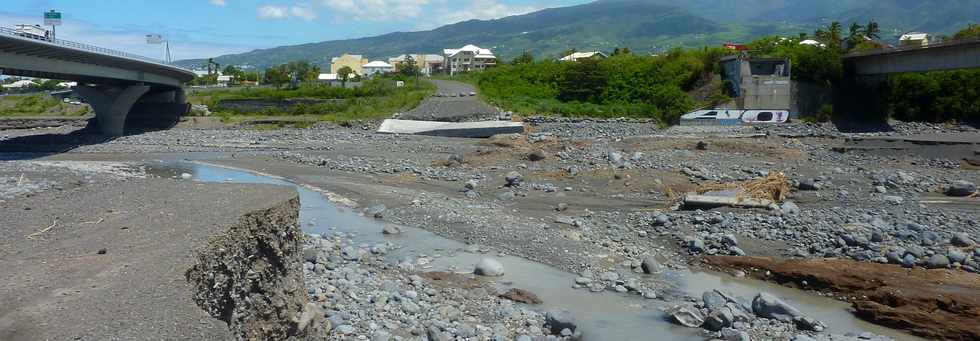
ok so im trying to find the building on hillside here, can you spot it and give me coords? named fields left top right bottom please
left=2, top=80, right=37, bottom=89
left=362, top=61, right=395, bottom=78
left=558, top=51, right=608, bottom=62
left=799, top=39, right=826, bottom=47
left=330, top=53, right=369, bottom=76
left=723, top=43, right=749, bottom=51
left=216, top=75, right=233, bottom=86
left=899, top=32, right=930, bottom=47
left=388, top=54, right=445, bottom=75
left=719, top=55, right=792, bottom=114
left=317, top=73, right=362, bottom=88
left=443, top=44, right=496, bottom=75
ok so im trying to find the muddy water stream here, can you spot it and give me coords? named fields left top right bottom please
left=150, top=161, right=922, bottom=341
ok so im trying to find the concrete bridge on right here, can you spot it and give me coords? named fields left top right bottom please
left=844, top=38, right=980, bottom=76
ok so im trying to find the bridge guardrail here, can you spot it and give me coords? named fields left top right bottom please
left=0, top=26, right=183, bottom=69
left=844, top=37, right=980, bottom=58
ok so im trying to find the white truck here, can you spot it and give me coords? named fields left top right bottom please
left=14, top=24, right=50, bottom=41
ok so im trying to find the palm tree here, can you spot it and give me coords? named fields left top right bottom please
left=848, top=22, right=864, bottom=40
left=865, top=20, right=881, bottom=40
left=829, top=22, right=843, bottom=44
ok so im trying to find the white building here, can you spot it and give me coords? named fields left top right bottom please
left=559, top=51, right=608, bottom=62
left=899, top=32, right=930, bottom=47
left=443, top=44, right=496, bottom=75
left=799, top=39, right=826, bottom=47
left=216, top=75, right=233, bottom=86
left=362, top=61, right=395, bottom=77
left=2, top=80, right=37, bottom=89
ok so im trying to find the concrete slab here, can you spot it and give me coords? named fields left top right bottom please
left=378, top=119, right=524, bottom=138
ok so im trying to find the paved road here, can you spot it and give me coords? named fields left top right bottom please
left=399, top=79, right=501, bottom=122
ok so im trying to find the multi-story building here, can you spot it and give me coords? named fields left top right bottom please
left=330, top=53, right=369, bottom=76
left=442, top=45, right=496, bottom=75
left=388, top=54, right=445, bottom=75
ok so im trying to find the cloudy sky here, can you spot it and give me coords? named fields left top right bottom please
left=1, top=0, right=584, bottom=60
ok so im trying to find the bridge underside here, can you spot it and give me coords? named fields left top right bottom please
left=1, top=35, right=195, bottom=136
left=72, top=85, right=189, bottom=136
left=845, top=41, right=980, bottom=76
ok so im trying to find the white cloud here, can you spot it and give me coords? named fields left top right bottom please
left=257, top=5, right=289, bottom=20
left=321, top=0, right=430, bottom=21
left=209, top=0, right=226, bottom=6
left=291, top=5, right=319, bottom=21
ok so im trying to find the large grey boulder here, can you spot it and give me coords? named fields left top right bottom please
left=951, top=232, right=975, bottom=247
left=474, top=258, right=505, bottom=276
left=751, top=293, right=802, bottom=322
left=946, top=181, right=977, bottom=197
left=666, top=305, right=704, bottom=328
left=703, top=307, right=735, bottom=331
left=925, top=254, right=950, bottom=269
left=641, top=256, right=663, bottom=274
left=545, top=310, right=578, bottom=335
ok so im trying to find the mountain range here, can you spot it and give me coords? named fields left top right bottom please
left=175, top=0, right=980, bottom=70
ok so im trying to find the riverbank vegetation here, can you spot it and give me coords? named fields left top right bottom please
left=0, top=94, right=90, bottom=117
left=454, top=47, right=730, bottom=124
left=456, top=21, right=979, bottom=125
left=187, top=76, right=435, bottom=124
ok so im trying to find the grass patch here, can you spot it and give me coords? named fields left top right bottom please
left=0, top=94, right=90, bottom=117
left=194, top=77, right=435, bottom=124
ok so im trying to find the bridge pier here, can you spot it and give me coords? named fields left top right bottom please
left=76, top=85, right=151, bottom=136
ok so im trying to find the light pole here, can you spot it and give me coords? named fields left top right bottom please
left=146, top=33, right=171, bottom=63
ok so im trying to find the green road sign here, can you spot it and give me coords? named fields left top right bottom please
left=44, top=10, right=62, bottom=26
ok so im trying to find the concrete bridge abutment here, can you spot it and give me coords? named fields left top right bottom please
left=76, top=86, right=189, bottom=136
left=76, top=85, right=151, bottom=136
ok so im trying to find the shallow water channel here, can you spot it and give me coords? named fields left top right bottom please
left=151, top=160, right=922, bottom=341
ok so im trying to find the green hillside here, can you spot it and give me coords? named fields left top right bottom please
left=175, top=0, right=978, bottom=70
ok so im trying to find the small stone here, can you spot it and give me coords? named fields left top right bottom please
left=474, top=258, right=505, bottom=276
left=721, top=327, right=750, bottom=341
left=653, top=214, right=670, bottom=226
left=556, top=203, right=569, bottom=212
left=505, top=171, right=523, bottom=186
left=96, top=248, right=107, bottom=255
left=781, top=201, right=800, bottom=215
left=382, top=225, right=401, bottom=235
left=902, top=254, right=917, bottom=268
left=495, top=191, right=515, bottom=201
left=464, top=179, right=479, bottom=190
left=794, top=316, right=826, bottom=332
left=528, top=149, right=547, bottom=161
left=696, top=141, right=708, bottom=150
left=180, top=172, right=192, bottom=180
left=798, top=179, right=820, bottom=191
left=366, top=204, right=386, bottom=218
left=883, top=195, right=904, bottom=205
